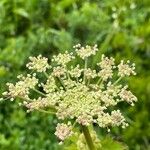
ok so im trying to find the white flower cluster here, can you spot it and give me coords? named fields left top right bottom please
left=25, top=97, right=50, bottom=112
left=69, top=65, right=83, bottom=78
left=2, top=44, right=137, bottom=142
left=26, top=55, right=49, bottom=72
left=52, top=66, right=66, bottom=77
left=97, top=55, right=115, bottom=81
left=74, top=44, right=98, bottom=59
left=2, top=74, right=38, bottom=100
left=55, top=123, right=73, bottom=141
left=52, top=51, right=75, bottom=66
left=119, top=86, right=138, bottom=106
left=41, top=75, right=57, bottom=93
left=84, top=68, right=97, bottom=79
left=118, top=60, right=136, bottom=77
left=97, top=110, right=128, bottom=130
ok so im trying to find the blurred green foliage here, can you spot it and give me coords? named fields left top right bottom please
left=0, top=0, right=150, bottom=149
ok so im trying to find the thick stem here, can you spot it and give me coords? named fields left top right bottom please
left=81, top=125, right=96, bottom=150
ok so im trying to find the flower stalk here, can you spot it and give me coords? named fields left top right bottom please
left=32, top=88, right=46, bottom=96
left=81, top=125, right=96, bottom=150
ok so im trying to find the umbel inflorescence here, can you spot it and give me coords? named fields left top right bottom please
left=2, top=44, right=137, bottom=143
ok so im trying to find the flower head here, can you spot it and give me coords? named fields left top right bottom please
left=97, top=55, right=115, bottom=81
left=2, top=44, right=137, bottom=143
left=74, top=44, right=98, bottom=59
left=3, top=74, right=38, bottom=100
left=69, top=65, right=83, bottom=78
left=52, top=51, right=75, bottom=66
left=118, top=60, right=136, bottom=77
left=84, top=68, right=97, bottom=79
left=26, top=55, right=49, bottom=72
left=119, top=86, right=137, bottom=106
left=52, top=66, right=66, bottom=77
left=25, top=97, right=50, bottom=112
left=111, top=110, right=128, bottom=128
left=55, top=123, right=73, bottom=141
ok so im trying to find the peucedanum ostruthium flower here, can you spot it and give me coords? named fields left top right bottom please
left=1, top=44, right=137, bottom=146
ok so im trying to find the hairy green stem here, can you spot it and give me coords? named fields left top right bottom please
left=81, top=125, right=96, bottom=150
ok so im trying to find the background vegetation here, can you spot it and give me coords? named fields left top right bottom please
left=0, top=0, right=149, bottom=149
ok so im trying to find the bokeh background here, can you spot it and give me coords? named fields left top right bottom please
left=0, top=0, right=150, bottom=150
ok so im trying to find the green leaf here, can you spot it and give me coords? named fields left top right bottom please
left=13, top=8, right=29, bottom=18
left=101, top=137, right=128, bottom=150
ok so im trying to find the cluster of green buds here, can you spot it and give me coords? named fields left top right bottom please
left=1, top=44, right=137, bottom=144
